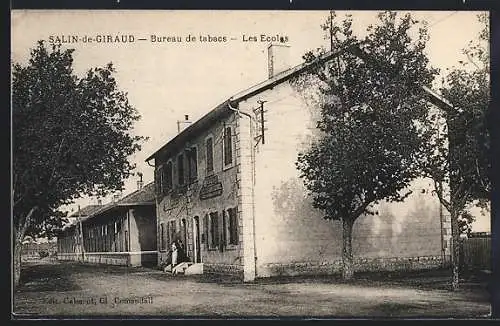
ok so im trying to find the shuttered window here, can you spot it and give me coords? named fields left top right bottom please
left=187, top=147, right=198, bottom=182
left=223, top=126, right=233, bottom=167
left=164, top=161, right=173, bottom=192
left=203, top=214, right=209, bottom=245
left=228, top=207, right=239, bottom=245
left=206, top=137, right=214, bottom=174
left=159, top=223, right=166, bottom=251
left=177, top=154, right=185, bottom=186
left=209, top=212, right=219, bottom=249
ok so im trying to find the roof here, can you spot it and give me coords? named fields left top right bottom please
left=69, top=205, right=102, bottom=218
left=145, top=43, right=454, bottom=162
left=81, top=181, right=155, bottom=224
left=119, top=181, right=156, bottom=204
left=145, top=45, right=356, bottom=162
left=60, top=182, right=155, bottom=231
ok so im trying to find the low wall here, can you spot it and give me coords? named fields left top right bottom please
left=189, top=256, right=448, bottom=280
left=203, top=263, right=244, bottom=278
left=260, top=255, right=449, bottom=278
left=57, top=251, right=158, bottom=267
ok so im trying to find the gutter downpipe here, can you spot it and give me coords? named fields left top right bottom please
left=228, top=99, right=258, bottom=281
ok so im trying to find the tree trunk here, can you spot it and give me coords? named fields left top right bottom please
left=446, top=113, right=462, bottom=292
left=13, top=237, right=23, bottom=290
left=450, top=208, right=461, bottom=291
left=341, top=217, right=355, bottom=280
left=13, top=206, right=37, bottom=289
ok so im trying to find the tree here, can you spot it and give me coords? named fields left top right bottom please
left=419, top=13, right=490, bottom=290
left=12, top=41, right=146, bottom=287
left=294, top=12, right=438, bottom=280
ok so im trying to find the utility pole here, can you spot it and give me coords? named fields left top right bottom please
left=256, top=100, right=267, bottom=145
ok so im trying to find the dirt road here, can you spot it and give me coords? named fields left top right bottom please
left=13, top=261, right=490, bottom=318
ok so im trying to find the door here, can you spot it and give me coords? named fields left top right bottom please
left=193, top=216, right=201, bottom=263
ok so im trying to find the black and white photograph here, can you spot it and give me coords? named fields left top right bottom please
left=11, top=9, right=493, bottom=318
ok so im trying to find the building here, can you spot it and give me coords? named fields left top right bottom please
left=146, top=43, right=452, bottom=282
left=57, top=181, right=157, bottom=267
left=21, top=240, right=57, bottom=261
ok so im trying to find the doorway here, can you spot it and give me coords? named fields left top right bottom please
left=193, top=216, right=201, bottom=263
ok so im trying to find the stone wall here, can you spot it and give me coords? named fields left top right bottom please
left=262, top=255, right=446, bottom=277
left=155, top=110, right=243, bottom=270
left=237, top=80, right=451, bottom=279
left=57, top=251, right=158, bottom=267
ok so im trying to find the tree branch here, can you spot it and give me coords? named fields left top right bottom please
left=47, top=138, right=65, bottom=187
left=15, top=205, right=38, bottom=244
left=475, top=157, right=490, bottom=194
left=351, top=195, right=374, bottom=220
left=433, top=177, right=451, bottom=211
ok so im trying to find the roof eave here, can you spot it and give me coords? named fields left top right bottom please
left=145, top=45, right=354, bottom=163
left=81, top=201, right=155, bottom=225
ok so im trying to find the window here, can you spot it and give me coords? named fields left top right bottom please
left=114, top=221, right=118, bottom=234
left=163, top=161, right=173, bottom=192
left=155, top=166, right=163, bottom=195
left=228, top=207, right=239, bottom=245
left=209, top=212, right=219, bottom=249
left=206, top=137, right=214, bottom=174
left=177, top=154, right=185, bottom=185
left=160, top=223, right=166, bottom=251
left=187, top=147, right=198, bottom=182
left=223, top=126, right=233, bottom=167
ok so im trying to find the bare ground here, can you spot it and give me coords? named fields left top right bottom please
left=13, top=260, right=491, bottom=318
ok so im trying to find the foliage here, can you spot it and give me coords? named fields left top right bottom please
left=294, top=11, right=438, bottom=279
left=419, top=13, right=490, bottom=234
left=12, top=41, right=145, bottom=248
left=295, top=11, right=437, bottom=225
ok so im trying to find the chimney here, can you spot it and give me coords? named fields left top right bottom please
left=177, top=114, right=192, bottom=133
left=137, top=172, right=144, bottom=190
left=112, top=193, right=121, bottom=203
left=267, top=43, right=291, bottom=78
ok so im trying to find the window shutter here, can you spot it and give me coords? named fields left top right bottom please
left=224, top=127, right=233, bottom=166
left=159, top=223, right=164, bottom=250
left=227, top=207, right=238, bottom=245
left=161, top=165, right=168, bottom=195
left=155, top=167, right=162, bottom=196
left=178, top=154, right=185, bottom=185
left=213, top=212, right=219, bottom=248
left=222, top=211, right=228, bottom=250
left=203, top=214, right=209, bottom=245
left=206, top=138, right=214, bottom=173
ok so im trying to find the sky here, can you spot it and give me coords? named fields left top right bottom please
left=11, top=10, right=490, bottom=232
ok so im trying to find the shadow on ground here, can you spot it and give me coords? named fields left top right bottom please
left=17, top=261, right=81, bottom=292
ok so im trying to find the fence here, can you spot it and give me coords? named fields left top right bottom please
left=459, top=235, right=491, bottom=271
